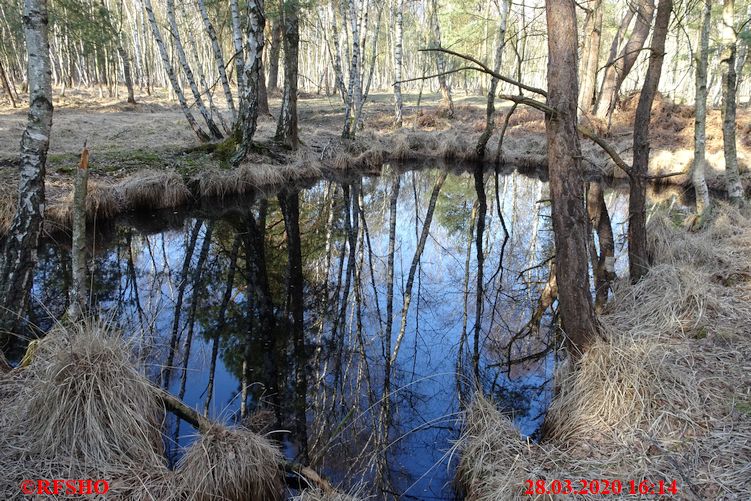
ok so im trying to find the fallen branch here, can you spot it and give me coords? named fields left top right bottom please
left=157, top=387, right=336, bottom=494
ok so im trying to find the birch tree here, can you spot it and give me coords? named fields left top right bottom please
left=0, top=0, right=53, bottom=335
left=475, top=0, right=511, bottom=158
left=196, top=0, right=236, bottom=123
left=578, top=0, right=603, bottom=113
left=721, top=0, right=745, bottom=206
left=232, top=0, right=265, bottom=165
left=143, top=0, right=210, bottom=142
left=693, top=0, right=712, bottom=222
left=393, top=0, right=404, bottom=127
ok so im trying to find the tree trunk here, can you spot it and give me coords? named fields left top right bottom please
left=578, top=0, right=602, bottom=113
left=230, top=0, right=245, bottom=97
left=279, top=190, right=308, bottom=463
left=393, top=0, right=404, bottom=127
left=341, top=0, right=362, bottom=138
left=587, top=182, right=615, bottom=311
left=475, top=0, right=511, bottom=158
left=0, top=0, right=53, bottom=338
left=142, top=0, right=210, bottom=142
left=232, top=0, right=265, bottom=165
left=544, top=0, right=599, bottom=355
left=67, top=145, right=89, bottom=321
left=430, top=0, right=454, bottom=117
left=117, top=41, right=136, bottom=105
left=165, top=0, right=223, bottom=139
left=0, top=59, right=17, bottom=108
left=275, top=0, right=299, bottom=148
left=693, top=0, right=712, bottom=221
left=721, top=0, right=745, bottom=206
left=196, top=0, right=236, bottom=122
left=267, top=20, right=283, bottom=93
left=594, top=0, right=655, bottom=122
left=629, top=0, right=672, bottom=283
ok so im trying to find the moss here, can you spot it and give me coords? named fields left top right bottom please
left=735, top=400, right=751, bottom=416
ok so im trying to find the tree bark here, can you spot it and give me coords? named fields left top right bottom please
left=142, top=0, right=209, bottom=142
left=267, top=19, right=283, bottom=93
left=0, top=0, right=53, bottom=338
left=587, top=182, right=615, bottom=311
left=275, top=0, right=299, bottom=148
left=693, top=0, right=712, bottom=221
left=594, top=0, right=655, bottom=122
left=721, top=0, right=745, bottom=206
left=475, top=0, right=511, bottom=158
left=629, top=0, right=672, bottom=283
left=578, top=0, right=602, bottom=113
left=393, top=0, right=404, bottom=127
left=0, top=59, right=17, bottom=108
left=232, top=0, right=265, bottom=165
left=430, top=0, right=454, bottom=117
left=67, top=145, right=89, bottom=321
left=544, top=0, right=599, bottom=355
left=196, top=0, right=236, bottom=122
left=165, top=0, right=223, bottom=140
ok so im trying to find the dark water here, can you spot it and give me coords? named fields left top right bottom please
left=25, top=163, right=637, bottom=499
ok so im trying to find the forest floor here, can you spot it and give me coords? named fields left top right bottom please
left=0, top=86, right=750, bottom=234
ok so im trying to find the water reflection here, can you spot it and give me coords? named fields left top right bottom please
left=27, top=164, right=646, bottom=499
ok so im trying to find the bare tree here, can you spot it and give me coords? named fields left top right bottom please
left=629, top=0, right=672, bottom=283
left=594, top=0, right=655, bottom=123
left=393, top=0, right=404, bottom=127
left=0, top=0, right=53, bottom=336
left=721, top=0, right=745, bottom=206
left=693, top=0, right=712, bottom=222
left=544, top=0, right=599, bottom=355
left=578, top=0, right=603, bottom=113
left=276, top=0, right=300, bottom=148
left=196, top=0, right=236, bottom=123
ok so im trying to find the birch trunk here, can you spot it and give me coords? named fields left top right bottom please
left=629, top=0, right=672, bottom=283
left=0, top=0, right=53, bottom=336
left=230, top=0, right=245, bottom=95
left=275, top=0, right=299, bottom=148
left=196, top=0, right=236, bottom=122
left=342, top=0, right=362, bottom=138
left=67, top=145, right=89, bottom=321
left=693, top=0, right=712, bottom=221
left=430, top=0, right=454, bottom=117
left=232, top=0, right=265, bottom=165
left=594, top=0, right=655, bottom=122
left=142, top=0, right=210, bottom=142
left=544, top=0, right=599, bottom=355
left=393, top=0, right=404, bottom=127
left=475, top=0, right=511, bottom=158
left=721, top=0, right=745, bottom=206
left=117, top=39, right=136, bottom=104
left=165, top=0, right=223, bottom=139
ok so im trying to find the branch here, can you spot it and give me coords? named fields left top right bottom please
left=419, top=47, right=548, bottom=97
left=577, top=126, right=635, bottom=179
left=498, top=94, right=555, bottom=115
left=394, top=66, right=485, bottom=86
left=157, top=387, right=336, bottom=494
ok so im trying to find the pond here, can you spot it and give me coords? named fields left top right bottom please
left=23, top=163, right=645, bottom=499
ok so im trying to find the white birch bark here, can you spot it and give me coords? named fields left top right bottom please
left=393, top=0, right=404, bottom=127
left=721, top=0, right=745, bottom=205
left=142, top=0, right=210, bottom=142
left=0, top=0, right=53, bottom=333
left=693, top=0, right=712, bottom=220
left=195, top=0, right=236, bottom=122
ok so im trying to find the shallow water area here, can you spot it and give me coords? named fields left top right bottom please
left=23, top=162, right=683, bottom=499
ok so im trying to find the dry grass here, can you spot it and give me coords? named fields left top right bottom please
left=292, top=488, right=365, bottom=501
left=0, top=319, right=291, bottom=500
left=46, top=179, right=121, bottom=226
left=118, top=169, right=191, bottom=210
left=176, top=423, right=284, bottom=501
left=0, top=319, right=178, bottom=499
left=458, top=204, right=751, bottom=500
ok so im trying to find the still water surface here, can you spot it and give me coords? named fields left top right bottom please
left=29, top=163, right=637, bottom=499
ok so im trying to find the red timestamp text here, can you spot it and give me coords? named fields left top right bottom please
left=524, top=479, right=679, bottom=496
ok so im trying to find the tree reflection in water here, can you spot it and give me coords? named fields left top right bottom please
left=28, top=164, right=638, bottom=499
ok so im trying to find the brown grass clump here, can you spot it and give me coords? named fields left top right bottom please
left=293, top=488, right=364, bottom=501
left=176, top=423, right=284, bottom=501
left=20, top=320, right=165, bottom=465
left=46, top=180, right=121, bottom=226
left=0, top=320, right=178, bottom=499
left=118, top=169, right=191, bottom=210
left=199, top=162, right=323, bottom=198
left=458, top=205, right=751, bottom=500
